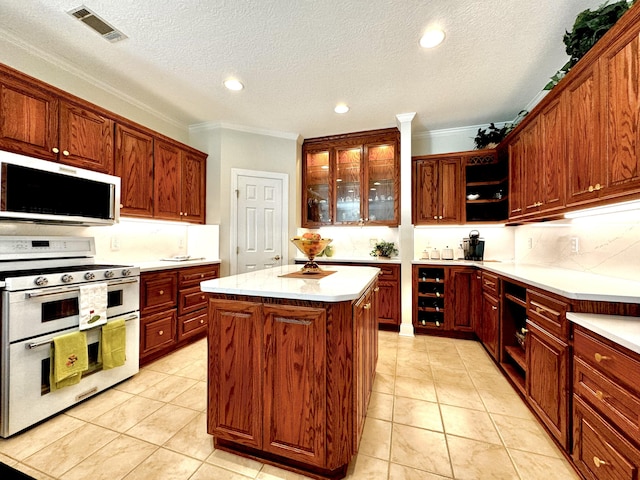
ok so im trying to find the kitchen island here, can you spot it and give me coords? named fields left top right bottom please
left=200, top=264, right=380, bottom=480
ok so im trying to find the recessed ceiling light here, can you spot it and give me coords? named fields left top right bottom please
left=420, top=28, right=445, bottom=48
left=334, top=104, right=349, bottom=114
left=224, top=79, right=244, bottom=91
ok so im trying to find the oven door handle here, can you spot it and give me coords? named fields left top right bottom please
left=25, top=278, right=138, bottom=298
left=25, top=313, right=139, bottom=350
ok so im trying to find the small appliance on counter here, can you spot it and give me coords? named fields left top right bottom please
left=462, top=230, right=485, bottom=261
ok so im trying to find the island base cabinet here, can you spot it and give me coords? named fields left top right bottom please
left=207, top=288, right=377, bottom=479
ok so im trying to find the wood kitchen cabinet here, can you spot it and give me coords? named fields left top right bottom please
left=140, top=263, right=219, bottom=365
left=499, top=279, right=528, bottom=394
left=412, top=156, right=463, bottom=225
left=154, top=138, right=207, bottom=224
left=302, top=128, right=400, bottom=227
left=413, top=265, right=478, bottom=336
left=479, top=272, right=500, bottom=361
left=207, top=280, right=378, bottom=478
left=464, top=149, right=509, bottom=223
left=572, top=326, right=640, bottom=480
left=115, top=123, right=154, bottom=218
left=0, top=66, right=115, bottom=173
left=526, top=288, right=570, bottom=450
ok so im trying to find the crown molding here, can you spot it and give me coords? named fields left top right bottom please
left=189, top=121, right=301, bottom=141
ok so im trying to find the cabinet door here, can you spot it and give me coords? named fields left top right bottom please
left=526, top=320, right=569, bottom=449
left=508, top=136, right=524, bottom=218
left=365, top=142, right=398, bottom=225
left=208, top=299, right=263, bottom=448
left=302, top=149, right=331, bottom=226
left=377, top=281, right=399, bottom=327
left=181, top=150, right=206, bottom=223
left=335, top=146, right=362, bottom=224
left=601, top=33, right=640, bottom=199
left=481, top=291, right=499, bottom=360
left=412, top=159, right=439, bottom=224
left=447, top=267, right=475, bottom=332
left=354, top=288, right=376, bottom=451
left=566, top=65, right=602, bottom=206
left=0, top=75, right=58, bottom=160
left=439, top=158, right=463, bottom=223
left=153, top=138, right=182, bottom=221
left=262, top=304, right=326, bottom=466
left=115, top=124, right=154, bottom=218
left=539, top=97, right=565, bottom=212
left=521, top=119, right=542, bottom=216
left=58, top=101, right=114, bottom=174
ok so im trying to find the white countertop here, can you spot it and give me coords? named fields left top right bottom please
left=132, top=258, right=221, bottom=272
left=568, top=312, right=640, bottom=355
left=296, top=256, right=401, bottom=265
left=200, top=264, right=379, bottom=302
left=413, top=259, right=640, bottom=304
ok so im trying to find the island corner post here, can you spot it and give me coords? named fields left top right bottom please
left=201, top=265, right=379, bottom=480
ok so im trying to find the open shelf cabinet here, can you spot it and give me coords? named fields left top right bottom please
left=414, top=267, right=446, bottom=331
left=500, top=279, right=528, bottom=394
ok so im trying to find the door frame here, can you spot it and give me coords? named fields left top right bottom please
left=230, top=168, right=289, bottom=275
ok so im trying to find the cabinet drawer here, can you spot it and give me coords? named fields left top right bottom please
left=179, top=264, right=219, bottom=288
left=179, top=286, right=208, bottom=315
left=377, top=264, right=399, bottom=281
left=179, top=309, right=207, bottom=341
left=481, top=271, right=499, bottom=295
left=573, top=396, right=640, bottom=480
left=574, top=328, right=640, bottom=399
left=574, top=357, right=640, bottom=446
left=141, top=309, right=176, bottom=354
left=527, top=289, right=568, bottom=339
left=141, top=272, right=177, bottom=312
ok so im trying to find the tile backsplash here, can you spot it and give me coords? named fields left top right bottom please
left=514, top=210, right=640, bottom=282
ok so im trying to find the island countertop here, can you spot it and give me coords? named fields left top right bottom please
left=200, top=264, right=379, bottom=302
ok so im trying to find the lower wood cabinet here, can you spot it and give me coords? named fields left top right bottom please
left=207, top=281, right=378, bottom=478
left=139, top=263, right=219, bottom=365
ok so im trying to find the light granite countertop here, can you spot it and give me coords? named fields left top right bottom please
left=201, top=264, right=379, bottom=302
left=568, top=312, right=640, bottom=355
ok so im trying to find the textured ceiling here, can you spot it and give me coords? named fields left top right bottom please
left=0, top=0, right=605, bottom=139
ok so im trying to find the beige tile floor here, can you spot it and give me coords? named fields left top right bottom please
left=0, top=332, right=581, bottom=480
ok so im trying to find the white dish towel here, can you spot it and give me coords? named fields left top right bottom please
left=79, top=283, right=108, bottom=331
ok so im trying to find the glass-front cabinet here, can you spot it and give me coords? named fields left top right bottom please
left=302, top=128, right=400, bottom=227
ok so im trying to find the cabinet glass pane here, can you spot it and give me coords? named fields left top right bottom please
left=367, top=144, right=395, bottom=222
left=305, top=151, right=330, bottom=223
left=336, top=147, right=361, bottom=223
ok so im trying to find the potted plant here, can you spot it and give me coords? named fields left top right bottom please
left=545, top=0, right=632, bottom=90
left=370, top=240, right=398, bottom=258
left=473, top=110, right=528, bottom=149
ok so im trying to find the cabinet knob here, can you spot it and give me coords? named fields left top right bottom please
left=184, top=212, right=188, bottom=217
left=433, top=216, right=438, bottom=220
left=62, top=150, right=69, bottom=156
left=200, top=319, right=205, bottom=324
left=521, top=328, right=528, bottom=334
left=595, top=183, right=602, bottom=191
left=200, top=274, right=204, bottom=278
left=594, top=353, right=610, bottom=363
left=374, top=287, right=379, bottom=292
left=158, top=330, right=164, bottom=336
left=438, top=215, right=443, bottom=219
left=363, top=303, right=371, bottom=310
left=595, top=390, right=605, bottom=401
left=159, top=290, right=164, bottom=295
left=592, top=456, right=607, bottom=468
left=492, top=306, right=498, bottom=310
left=588, top=185, right=594, bottom=192
left=52, top=147, right=60, bottom=154
left=201, top=295, right=205, bottom=300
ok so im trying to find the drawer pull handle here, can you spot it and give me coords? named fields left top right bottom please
left=159, top=290, right=164, bottom=295
left=158, top=330, right=164, bottom=336
left=595, top=390, right=605, bottom=401
left=521, top=328, right=528, bottom=334
left=363, top=303, right=371, bottom=310
left=200, top=319, right=205, bottom=324
left=593, top=456, right=607, bottom=468
left=594, top=353, right=610, bottom=363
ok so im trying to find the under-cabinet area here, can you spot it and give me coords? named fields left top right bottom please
left=412, top=261, right=640, bottom=479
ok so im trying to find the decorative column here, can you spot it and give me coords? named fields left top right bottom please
left=396, top=113, right=416, bottom=337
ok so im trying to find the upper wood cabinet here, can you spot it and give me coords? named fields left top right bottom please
left=115, top=123, right=154, bottom=218
left=154, top=139, right=206, bottom=223
left=302, top=128, right=399, bottom=227
left=0, top=70, right=114, bottom=173
left=412, top=155, right=462, bottom=225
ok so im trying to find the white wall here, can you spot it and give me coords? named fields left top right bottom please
left=189, top=125, right=300, bottom=276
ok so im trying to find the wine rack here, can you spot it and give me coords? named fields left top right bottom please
left=414, top=267, right=445, bottom=330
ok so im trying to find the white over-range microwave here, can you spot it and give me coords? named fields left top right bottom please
left=0, top=151, right=121, bottom=225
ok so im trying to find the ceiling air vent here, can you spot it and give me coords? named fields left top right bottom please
left=67, top=5, right=127, bottom=42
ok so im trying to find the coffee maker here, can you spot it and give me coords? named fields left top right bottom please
left=462, top=230, right=485, bottom=261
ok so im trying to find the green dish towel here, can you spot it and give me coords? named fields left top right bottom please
left=50, top=331, right=88, bottom=391
left=100, top=319, right=126, bottom=370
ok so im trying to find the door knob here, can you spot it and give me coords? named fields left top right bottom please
left=273, top=255, right=281, bottom=261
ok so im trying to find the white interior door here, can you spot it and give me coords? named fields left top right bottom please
left=232, top=170, right=288, bottom=274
